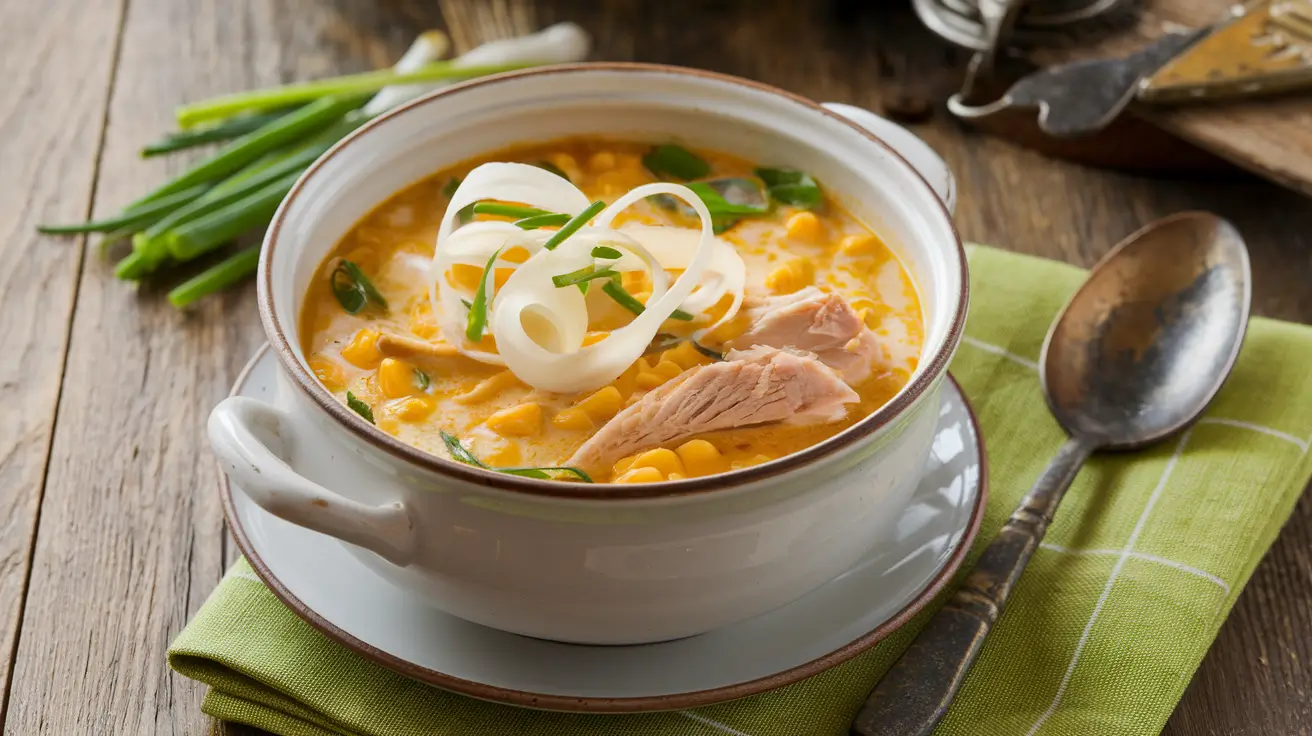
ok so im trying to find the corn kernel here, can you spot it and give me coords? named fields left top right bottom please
left=454, top=370, right=519, bottom=405
left=486, top=402, right=543, bottom=437
left=614, top=466, right=664, bottom=484
left=582, top=331, right=610, bottom=347
left=308, top=356, right=344, bottom=391
left=839, top=233, right=880, bottom=256
left=546, top=152, right=578, bottom=171
left=409, top=321, right=440, bottom=339
left=545, top=152, right=582, bottom=181
left=660, top=341, right=705, bottom=370
left=785, top=211, right=822, bottom=241
left=631, top=448, right=684, bottom=477
left=407, top=300, right=440, bottom=339
left=501, top=246, right=531, bottom=264
left=651, top=360, right=683, bottom=380
left=340, top=329, right=383, bottom=369
left=765, top=258, right=815, bottom=295
left=575, top=385, right=623, bottom=422
left=621, top=270, right=649, bottom=293
left=612, top=454, right=639, bottom=476
left=610, top=361, right=643, bottom=399
left=730, top=454, right=774, bottom=470
left=635, top=371, right=666, bottom=391
left=447, top=264, right=483, bottom=292
left=377, top=358, right=423, bottom=398
left=587, top=151, right=617, bottom=171
left=387, top=396, right=436, bottom=422
left=493, top=267, right=515, bottom=289
left=667, top=472, right=686, bottom=481
left=481, top=441, right=522, bottom=467
left=676, top=439, right=724, bottom=477
left=377, top=417, right=401, bottom=435
left=551, top=407, right=593, bottom=431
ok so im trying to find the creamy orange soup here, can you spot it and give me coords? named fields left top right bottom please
left=300, top=139, right=923, bottom=483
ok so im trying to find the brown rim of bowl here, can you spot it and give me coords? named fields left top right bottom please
left=259, top=61, right=969, bottom=501
left=219, top=344, right=989, bottom=713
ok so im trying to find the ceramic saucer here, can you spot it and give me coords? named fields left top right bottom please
left=221, top=345, right=987, bottom=712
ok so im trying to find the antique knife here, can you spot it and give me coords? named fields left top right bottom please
left=949, top=0, right=1312, bottom=137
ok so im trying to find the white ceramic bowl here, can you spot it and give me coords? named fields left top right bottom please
left=208, top=63, right=967, bottom=645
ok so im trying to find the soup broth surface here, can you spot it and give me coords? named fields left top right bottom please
left=300, top=138, right=923, bottom=483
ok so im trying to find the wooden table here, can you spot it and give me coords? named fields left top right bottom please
left=2, top=1, right=1308, bottom=733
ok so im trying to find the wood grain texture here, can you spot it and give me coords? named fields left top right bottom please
left=0, top=1, right=411, bottom=733
left=0, top=1, right=1308, bottom=735
left=0, top=0, right=127, bottom=722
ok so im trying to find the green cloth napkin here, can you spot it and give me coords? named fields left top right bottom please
left=170, top=245, right=1312, bottom=736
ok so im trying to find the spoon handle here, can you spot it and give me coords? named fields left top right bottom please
left=850, top=436, right=1095, bottom=736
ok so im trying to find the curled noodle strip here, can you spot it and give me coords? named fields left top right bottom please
left=429, top=163, right=745, bottom=393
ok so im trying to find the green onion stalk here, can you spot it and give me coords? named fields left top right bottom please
left=36, top=23, right=593, bottom=307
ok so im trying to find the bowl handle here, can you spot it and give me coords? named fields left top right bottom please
left=208, top=396, right=415, bottom=566
left=821, top=103, right=957, bottom=214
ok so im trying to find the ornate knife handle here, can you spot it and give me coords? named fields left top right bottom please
left=850, top=437, right=1095, bottom=736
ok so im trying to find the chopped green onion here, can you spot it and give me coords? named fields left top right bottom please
left=465, top=247, right=501, bottom=342
left=132, top=96, right=366, bottom=207
left=551, top=265, right=617, bottom=288
left=330, top=260, right=389, bottom=315
left=441, top=177, right=461, bottom=199
left=711, top=217, right=740, bottom=235
left=687, top=180, right=769, bottom=215
left=471, top=202, right=552, bottom=220
left=164, top=170, right=300, bottom=261
left=642, top=144, right=710, bottom=180
left=691, top=341, right=726, bottom=361
left=755, top=167, right=822, bottom=209
left=440, top=431, right=592, bottom=482
left=645, top=334, right=725, bottom=361
left=37, top=184, right=211, bottom=235
left=140, top=110, right=294, bottom=157
left=650, top=178, right=767, bottom=235
left=166, top=246, right=261, bottom=308
left=176, top=61, right=535, bottom=128
left=591, top=245, right=622, bottom=259
left=441, top=430, right=487, bottom=467
left=499, top=466, right=593, bottom=482
left=601, top=278, right=694, bottom=321
left=414, top=368, right=431, bottom=391
left=543, top=200, right=604, bottom=250
left=534, top=160, right=571, bottom=181
left=514, top=212, right=570, bottom=230
left=345, top=391, right=375, bottom=424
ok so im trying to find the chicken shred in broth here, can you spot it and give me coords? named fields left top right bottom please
left=300, top=139, right=924, bottom=483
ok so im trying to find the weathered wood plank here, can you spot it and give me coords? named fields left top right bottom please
left=1028, top=1, right=1312, bottom=200
left=5, top=1, right=1307, bottom=734
left=0, top=0, right=126, bottom=722
left=0, top=1, right=415, bottom=733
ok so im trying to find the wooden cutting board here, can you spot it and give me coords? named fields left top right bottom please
left=1020, top=1, right=1312, bottom=197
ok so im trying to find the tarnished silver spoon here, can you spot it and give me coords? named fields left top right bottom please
left=851, top=212, right=1251, bottom=736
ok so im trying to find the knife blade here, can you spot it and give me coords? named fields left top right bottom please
left=948, top=28, right=1211, bottom=137
left=1139, top=0, right=1312, bottom=103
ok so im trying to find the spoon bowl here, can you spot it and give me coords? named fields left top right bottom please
left=1042, top=212, right=1252, bottom=449
left=852, top=211, right=1252, bottom=736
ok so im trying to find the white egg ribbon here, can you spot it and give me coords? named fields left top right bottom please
left=428, top=162, right=745, bottom=393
